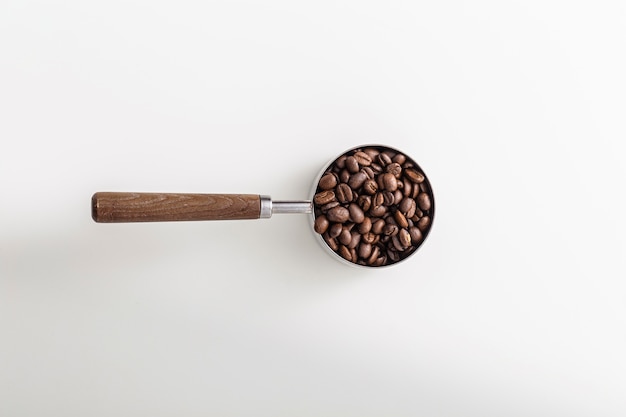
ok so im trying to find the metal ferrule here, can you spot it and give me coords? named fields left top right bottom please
left=259, top=195, right=272, bottom=219
left=272, top=201, right=312, bottom=214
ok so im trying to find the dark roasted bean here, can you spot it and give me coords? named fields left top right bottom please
left=399, top=228, right=411, bottom=248
left=348, top=203, right=365, bottom=224
left=339, top=169, right=350, bottom=183
left=394, top=210, right=409, bottom=228
left=358, top=242, right=372, bottom=259
left=353, top=151, right=372, bottom=166
left=392, top=153, right=406, bottom=164
left=346, top=156, right=359, bottom=173
left=371, top=218, right=385, bottom=234
left=417, top=216, right=430, bottom=232
left=382, top=173, right=397, bottom=191
left=314, top=215, right=329, bottom=234
left=339, top=245, right=352, bottom=261
left=321, top=201, right=339, bottom=212
left=362, top=232, right=378, bottom=244
left=339, top=227, right=352, bottom=245
left=314, top=190, right=336, bottom=205
left=335, top=183, right=353, bottom=203
left=405, top=168, right=425, bottom=184
left=363, top=179, right=378, bottom=195
left=319, top=173, right=338, bottom=190
left=327, top=206, right=350, bottom=223
left=409, top=227, right=422, bottom=243
left=362, top=166, right=375, bottom=179
left=329, top=223, right=343, bottom=238
left=369, top=204, right=386, bottom=217
left=348, top=172, right=368, bottom=189
left=383, top=191, right=395, bottom=206
left=386, top=162, right=402, bottom=178
left=348, top=232, right=361, bottom=249
left=417, top=193, right=431, bottom=210
left=323, top=233, right=339, bottom=251
left=383, top=224, right=399, bottom=236
left=358, top=217, right=372, bottom=234
left=377, top=152, right=392, bottom=166
left=357, top=195, right=372, bottom=211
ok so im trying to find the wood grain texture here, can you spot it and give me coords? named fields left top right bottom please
left=92, top=192, right=261, bottom=222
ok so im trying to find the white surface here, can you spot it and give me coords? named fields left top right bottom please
left=1, top=1, right=625, bottom=416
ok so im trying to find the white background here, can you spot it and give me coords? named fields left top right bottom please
left=1, top=1, right=625, bottom=416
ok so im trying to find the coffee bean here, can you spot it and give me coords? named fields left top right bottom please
left=358, top=217, right=372, bottom=234
left=314, top=190, right=336, bottom=205
left=394, top=210, right=409, bottom=228
left=417, top=192, right=431, bottom=210
left=319, top=173, right=337, bottom=190
left=348, top=203, right=365, bottom=224
left=386, top=162, right=402, bottom=178
left=409, top=227, right=422, bottom=243
left=357, top=195, right=372, bottom=211
left=371, top=218, right=385, bottom=234
left=405, top=168, right=425, bottom=184
left=363, top=179, right=378, bottom=195
left=335, top=183, right=353, bottom=203
left=417, top=216, right=430, bottom=232
left=346, top=156, right=359, bottom=173
left=353, top=151, right=372, bottom=166
left=382, top=173, right=398, bottom=191
left=314, top=146, right=433, bottom=266
left=399, top=228, right=411, bottom=248
left=327, top=206, right=350, bottom=223
left=348, top=172, right=367, bottom=189
left=339, top=245, right=352, bottom=262
left=329, top=223, right=343, bottom=238
left=358, top=242, right=372, bottom=259
left=314, top=215, right=329, bottom=234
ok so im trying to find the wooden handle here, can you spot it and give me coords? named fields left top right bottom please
left=92, top=192, right=261, bottom=223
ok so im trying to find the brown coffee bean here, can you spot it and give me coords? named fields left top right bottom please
left=399, top=228, right=411, bottom=248
left=386, top=162, right=402, bottom=178
left=417, top=216, right=430, bottom=231
left=383, top=224, right=399, bottom=236
left=358, top=217, right=372, bottom=234
left=417, top=192, right=431, bottom=210
left=348, top=172, right=367, bottom=189
left=339, top=169, right=350, bottom=183
left=405, top=168, right=425, bottom=184
left=365, top=232, right=380, bottom=244
left=362, top=167, right=375, bottom=179
left=409, top=227, right=422, bottom=243
left=373, top=256, right=385, bottom=267
left=369, top=205, right=386, bottom=217
left=348, top=203, right=365, bottom=224
left=329, top=223, right=343, bottom=238
left=357, top=195, right=372, bottom=211
left=319, top=173, right=337, bottom=190
left=411, top=182, right=420, bottom=198
left=363, top=148, right=379, bottom=159
left=393, top=190, right=403, bottom=205
left=339, top=245, right=352, bottom=262
left=392, top=153, right=406, bottom=164
left=346, top=156, right=359, bottom=173
left=314, top=215, right=329, bottom=234
left=382, top=173, right=398, bottom=191
left=370, top=163, right=383, bottom=173
left=373, top=192, right=384, bottom=207
left=387, top=249, right=400, bottom=262
left=335, top=155, right=347, bottom=169
left=367, top=246, right=380, bottom=265
left=362, top=179, right=378, bottom=195
left=371, top=218, right=385, bottom=234
left=314, top=190, right=336, bottom=205
left=348, top=232, right=361, bottom=249
left=394, top=210, right=409, bottom=228
left=339, top=227, right=352, bottom=245
left=377, top=152, right=392, bottom=166
left=382, top=191, right=395, bottom=206
left=321, top=201, right=339, bottom=212
left=323, top=233, right=339, bottom=251
left=399, top=197, right=412, bottom=214
left=358, top=242, right=372, bottom=259
left=327, top=206, right=350, bottom=223
left=353, top=151, right=372, bottom=166
left=392, top=235, right=404, bottom=251
left=335, top=183, right=353, bottom=203
left=403, top=179, right=412, bottom=197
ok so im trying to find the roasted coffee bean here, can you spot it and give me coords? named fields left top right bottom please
left=346, top=156, right=359, bottom=173
left=382, top=173, right=398, bottom=191
left=399, top=228, right=411, bottom=248
left=357, top=195, right=372, bottom=211
left=358, top=217, right=372, bottom=234
left=321, top=201, right=339, bottom=212
left=354, top=151, right=372, bottom=166
left=392, top=153, right=406, bottom=165
left=417, top=192, right=431, bottom=210
left=371, top=218, right=385, bottom=234
left=383, top=224, right=399, bottom=236
left=369, top=204, right=386, bottom=217
left=377, top=152, right=392, bottom=166
left=313, top=146, right=433, bottom=266
left=405, top=168, right=425, bottom=184
left=314, top=215, right=330, bottom=234
left=358, top=242, right=372, bottom=259
left=348, top=232, right=361, bottom=249
left=339, top=169, right=350, bottom=183
left=386, top=162, right=402, bottom=178
left=336, top=183, right=353, bottom=203
left=327, top=206, right=350, bottom=223
left=339, top=227, right=352, bottom=245
left=348, top=203, right=365, bottom=224
left=417, top=216, right=430, bottom=232
left=394, top=211, right=409, bottom=228
left=409, top=227, right=422, bottom=243
left=348, top=172, right=368, bottom=189
left=319, top=173, right=338, bottom=190
left=314, top=190, right=336, bottom=205
left=363, top=179, right=378, bottom=195
left=323, top=233, right=339, bottom=251
left=329, top=223, right=343, bottom=238
left=339, top=245, right=352, bottom=262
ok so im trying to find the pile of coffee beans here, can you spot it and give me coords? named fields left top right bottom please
left=313, top=146, right=434, bottom=267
